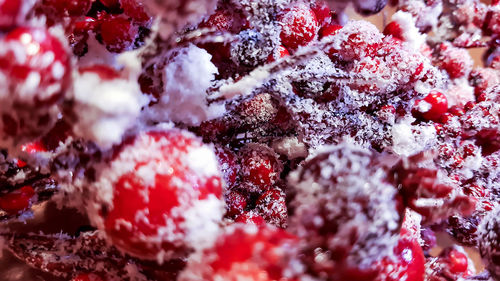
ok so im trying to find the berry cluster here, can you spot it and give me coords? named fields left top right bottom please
left=0, top=0, right=500, bottom=281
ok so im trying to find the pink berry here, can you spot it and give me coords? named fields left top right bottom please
left=0, top=0, right=21, bottom=30
left=412, top=91, right=449, bottom=122
left=278, top=3, right=319, bottom=50
left=0, top=185, right=35, bottom=214
left=98, top=14, right=138, bottom=53
left=97, top=129, right=225, bottom=260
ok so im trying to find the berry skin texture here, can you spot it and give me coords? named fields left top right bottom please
left=96, top=129, right=225, bottom=260
left=0, top=27, right=70, bottom=105
left=412, top=91, right=449, bottom=122
left=99, top=15, right=138, bottom=53
left=42, top=0, right=95, bottom=17
left=376, top=235, right=425, bottom=281
left=0, top=185, right=35, bottom=214
left=278, top=3, right=319, bottom=50
left=238, top=144, right=282, bottom=194
left=71, top=273, right=105, bottom=281
left=383, top=21, right=403, bottom=40
left=0, top=0, right=21, bottom=30
left=178, top=224, right=300, bottom=281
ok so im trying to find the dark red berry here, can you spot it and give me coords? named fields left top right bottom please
left=278, top=3, right=319, bottom=50
left=256, top=187, right=287, bottom=228
left=99, top=15, right=138, bottom=53
left=225, top=190, right=247, bottom=217
left=42, top=0, right=95, bottom=17
left=0, top=0, right=21, bottom=30
left=239, top=144, right=282, bottom=194
left=412, top=91, right=448, bottom=122
left=0, top=185, right=36, bottom=214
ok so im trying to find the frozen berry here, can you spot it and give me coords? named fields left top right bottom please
left=256, top=187, right=287, bottom=228
left=71, top=273, right=105, bottom=281
left=437, top=43, right=473, bottom=79
left=178, top=224, right=300, bottom=281
left=0, top=0, right=22, bottom=30
left=93, top=129, right=225, bottom=260
left=225, top=190, right=247, bottom=217
left=98, top=14, right=138, bottom=53
left=310, top=0, right=332, bottom=28
left=0, top=185, right=35, bottom=214
left=234, top=211, right=266, bottom=226
left=278, top=3, right=319, bottom=50
left=238, top=143, right=282, bottom=194
left=42, top=0, right=95, bottom=17
left=267, top=45, right=289, bottom=62
left=383, top=21, right=403, bottom=40
left=412, top=91, right=448, bottom=122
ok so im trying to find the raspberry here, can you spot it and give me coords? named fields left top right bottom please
left=278, top=3, right=319, bottom=50
left=95, top=129, right=225, bottom=260
left=0, top=185, right=35, bottom=214
left=0, top=0, right=21, bottom=30
left=98, top=14, right=138, bottom=53
left=178, top=224, right=300, bottom=281
left=412, top=91, right=449, bottom=122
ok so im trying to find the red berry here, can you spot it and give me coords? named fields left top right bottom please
left=334, top=21, right=383, bottom=61
left=0, top=27, right=70, bottom=105
left=448, top=105, right=465, bottom=116
left=178, top=224, right=299, bottom=281
left=278, top=3, right=319, bottom=50
left=320, top=23, right=342, bottom=39
left=17, top=140, right=47, bottom=167
left=200, top=9, right=233, bottom=32
left=310, top=0, right=332, bottom=28
left=98, top=129, right=225, bottom=260
left=438, top=43, right=472, bottom=79
left=42, top=0, right=95, bottom=17
left=446, top=249, right=469, bottom=274
left=0, top=185, right=35, bottom=214
left=72, top=273, right=105, bottom=281
left=256, top=187, right=287, bottom=228
left=99, top=0, right=120, bottom=9
left=120, top=0, right=151, bottom=25
left=376, top=238, right=425, bottom=281
left=225, top=190, right=248, bottom=217
left=383, top=21, right=403, bottom=40
left=267, top=45, right=290, bottom=62
left=214, top=146, right=239, bottom=188
left=412, top=91, right=448, bottom=122
left=234, top=211, right=266, bottom=226
left=79, top=65, right=121, bottom=80
left=98, top=15, right=138, bottom=53
left=239, top=144, right=282, bottom=194
left=0, top=0, right=21, bottom=30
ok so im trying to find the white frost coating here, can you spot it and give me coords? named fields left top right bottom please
left=272, top=136, right=308, bottom=159
left=145, top=44, right=225, bottom=125
left=391, top=11, right=426, bottom=49
left=71, top=71, right=149, bottom=149
left=186, top=146, right=220, bottom=178
left=445, top=79, right=475, bottom=106
left=218, top=68, right=271, bottom=100
left=391, top=117, right=437, bottom=156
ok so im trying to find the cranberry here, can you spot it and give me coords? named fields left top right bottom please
left=437, top=43, right=473, bottom=79
left=72, top=273, right=105, bottom=281
left=320, top=23, right=342, bottom=39
left=0, top=27, right=70, bottom=105
left=0, top=0, right=21, bottom=30
left=225, top=190, right=248, bottom=217
left=214, top=146, right=239, bottom=187
left=238, top=144, right=282, bottom=194
left=234, top=211, right=266, bottom=226
left=178, top=224, right=300, bottom=280
left=99, top=0, right=120, bottom=9
left=376, top=237, right=425, bottom=281
left=0, top=185, right=35, bottom=214
left=310, top=0, right=332, bottom=28
left=120, top=0, right=151, bottom=25
left=412, top=91, right=448, bottom=122
left=256, top=187, right=287, bottom=228
left=383, top=21, right=404, bottom=40
left=335, top=21, right=383, bottom=61
left=278, top=3, right=319, bottom=50
left=448, top=105, right=465, bottom=116
left=98, top=14, right=138, bottom=53
left=445, top=248, right=469, bottom=274
left=267, top=45, right=289, bottom=62
left=42, top=0, right=95, bottom=17
left=99, top=129, right=224, bottom=260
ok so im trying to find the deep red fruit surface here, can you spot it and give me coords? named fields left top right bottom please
left=376, top=238, right=425, bottom=281
left=225, top=190, right=247, bottom=217
left=0, top=27, right=70, bottom=105
left=79, top=65, right=121, bottom=80
left=446, top=249, right=469, bottom=274
left=310, top=0, right=332, bottom=28
left=180, top=224, right=299, bottom=280
left=256, top=188, right=287, bottom=228
left=120, top=0, right=151, bottom=25
left=72, top=273, right=105, bottom=281
left=267, top=45, right=290, bottom=62
left=412, top=91, right=448, bottom=122
left=99, top=0, right=120, bottom=9
left=0, top=0, right=21, bottom=30
left=17, top=140, right=47, bottom=167
left=42, top=0, right=95, bottom=16
left=278, top=3, right=319, bottom=50
left=102, top=130, right=224, bottom=259
left=0, top=185, right=35, bottom=214
left=383, top=21, right=403, bottom=40
left=234, top=211, right=266, bottom=226
left=320, top=23, right=342, bottom=39
left=99, top=15, right=138, bottom=53
left=239, top=144, right=281, bottom=194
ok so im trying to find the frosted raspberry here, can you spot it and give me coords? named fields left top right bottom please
left=92, top=129, right=225, bottom=260
left=278, top=3, right=319, bottom=50
left=178, top=224, right=301, bottom=281
left=310, top=0, right=333, bottom=28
